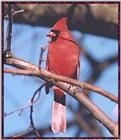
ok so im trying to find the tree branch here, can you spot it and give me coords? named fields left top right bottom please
left=5, top=3, right=119, bottom=39
left=39, top=45, right=48, bottom=67
left=4, top=55, right=118, bottom=103
left=51, top=81, right=118, bottom=137
left=6, top=3, right=12, bottom=51
left=4, top=55, right=118, bottom=137
left=4, top=84, right=43, bottom=117
left=29, top=83, right=45, bottom=137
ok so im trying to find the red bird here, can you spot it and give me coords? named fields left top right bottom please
left=46, top=17, right=80, bottom=133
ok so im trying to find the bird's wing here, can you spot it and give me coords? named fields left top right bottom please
left=46, top=50, right=49, bottom=70
left=77, top=61, right=80, bottom=80
left=45, top=48, right=51, bottom=94
left=75, top=46, right=80, bottom=80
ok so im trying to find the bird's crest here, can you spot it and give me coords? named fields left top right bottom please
left=52, top=17, right=68, bottom=31
left=51, top=17, right=76, bottom=43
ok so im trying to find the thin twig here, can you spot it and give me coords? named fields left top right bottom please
left=29, top=83, right=45, bottom=137
left=4, top=85, right=42, bottom=117
left=4, top=9, right=24, bottom=19
left=13, top=9, right=24, bottom=16
left=9, top=121, right=75, bottom=137
left=39, top=45, right=48, bottom=67
left=12, top=128, right=31, bottom=138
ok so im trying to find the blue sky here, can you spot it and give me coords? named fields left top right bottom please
left=4, top=20, right=118, bottom=137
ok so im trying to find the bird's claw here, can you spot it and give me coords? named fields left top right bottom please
left=45, top=80, right=53, bottom=94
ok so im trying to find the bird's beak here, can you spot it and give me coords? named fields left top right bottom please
left=47, top=32, right=56, bottom=38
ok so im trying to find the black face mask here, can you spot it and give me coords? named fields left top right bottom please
left=50, top=30, right=60, bottom=42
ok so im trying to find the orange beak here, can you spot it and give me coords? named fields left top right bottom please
left=47, top=32, right=56, bottom=38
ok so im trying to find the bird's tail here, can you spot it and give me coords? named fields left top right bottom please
left=51, top=88, right=66, bottom=133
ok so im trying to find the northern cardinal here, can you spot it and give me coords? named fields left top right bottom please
left=46, top=17, right=80, bottom=133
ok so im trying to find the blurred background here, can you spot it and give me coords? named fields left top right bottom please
left=3, top=3, right=118, bottom=138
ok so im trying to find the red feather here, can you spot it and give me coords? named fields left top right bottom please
left=46, top=17, right=80, bottom=133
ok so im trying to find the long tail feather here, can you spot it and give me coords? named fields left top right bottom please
left=51, top=89, right=66, bottom=133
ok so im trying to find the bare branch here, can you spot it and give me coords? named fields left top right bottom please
left=4, top=9, right=24, bottom=19
left=9, top=120, right=75, bottom=137
left=4, top=57, right=118, bottom=103
left=3, top=55, right=118, bottom=137
left=4, top=67, right=118, bottom=136
left=6, top=3, right=13, bottom=51
left=12, top=9, right=24, bottom=16
left=52, top=81, right=118, bottom=137
left=9, top=3, right=119, bottom=39
left=29, top=83, right=45, bottom=137
left=39, top=45, right=48, bottom=67
left=4, top=85, right=42, bottom=117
